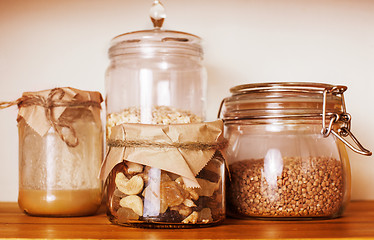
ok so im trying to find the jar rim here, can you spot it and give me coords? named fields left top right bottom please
left=112, top=29, right=201, bottom=42
left=230, top=82, right=347, bottom=95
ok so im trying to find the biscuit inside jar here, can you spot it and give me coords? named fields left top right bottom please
left=107, top=155, right=225, bottom=225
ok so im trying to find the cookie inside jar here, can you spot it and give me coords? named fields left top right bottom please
left=106, top=152, right=225, bottom=228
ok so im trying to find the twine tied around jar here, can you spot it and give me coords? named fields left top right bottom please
left=0, top=88, right=102, bottom=147
left=107, top=139, right=227, bottom=151
left=101, top=121, right=227, bottom=188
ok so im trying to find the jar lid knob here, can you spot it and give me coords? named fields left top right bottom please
left=150, top=0, right=166, bottom=29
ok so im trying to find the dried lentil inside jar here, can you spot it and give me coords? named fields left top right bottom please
left=229, top=156, right=344, bottom=218
left=220, top=82, right=370, bottom=219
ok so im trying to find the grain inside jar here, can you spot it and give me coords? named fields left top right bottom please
left=227, top=156, right=345, bottom=218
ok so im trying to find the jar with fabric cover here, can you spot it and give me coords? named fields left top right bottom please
left=15, top=87, right=103, bottom=217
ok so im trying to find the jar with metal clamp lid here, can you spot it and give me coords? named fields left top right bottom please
left=219, top=82, right=371, bottom=219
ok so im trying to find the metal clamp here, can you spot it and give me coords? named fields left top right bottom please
left=321, top=87, right=372, bottom=156
left=217, top=98, right=227, bottom=119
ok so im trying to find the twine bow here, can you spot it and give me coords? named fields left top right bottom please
left=0, top=88, right=101, bottom=147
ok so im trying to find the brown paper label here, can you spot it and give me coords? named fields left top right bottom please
left=17, top=87, right=103, bottom=137
left=100, top=120, right=225, bottom=188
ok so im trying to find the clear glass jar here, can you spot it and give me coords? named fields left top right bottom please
left=103, top=4, right=225, bottom=228
left=18, top=88, right=103, bottom=217
left=105, top=153, right=225, bottom=228
left=220, top=82, right=371, bottom=219
left=105, top=29, right=206, bottom=121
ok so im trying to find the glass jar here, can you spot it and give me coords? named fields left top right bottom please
left=104, top=149, right=225, bottom=228
left=18, top=88, right=103, bottom=217
left=220, top=82, right=371, bottom=219
left=102, top=2, right=225, bottom=228
left=105, top=30, right=206, bottom=121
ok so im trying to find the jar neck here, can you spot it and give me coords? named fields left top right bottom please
left=109, top=46, right=203, bottom=59
left=109, top=51, right=203, bottom=65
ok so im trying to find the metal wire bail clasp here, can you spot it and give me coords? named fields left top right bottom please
left=321, top=86, right=372, bottom=156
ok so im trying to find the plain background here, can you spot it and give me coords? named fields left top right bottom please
left=0, top=0, right=373, bottom=202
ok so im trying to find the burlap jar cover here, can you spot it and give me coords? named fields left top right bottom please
left=100, top=120, right=227, bottom=188
left=0, top=87, right=103, bottom=147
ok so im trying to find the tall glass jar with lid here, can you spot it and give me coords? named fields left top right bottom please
left=102, top=2, right=225, bottom=228
left=220, top=82, right=371, bottom=219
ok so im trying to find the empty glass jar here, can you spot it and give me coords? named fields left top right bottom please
left=220, top=82, right=371, bottom=219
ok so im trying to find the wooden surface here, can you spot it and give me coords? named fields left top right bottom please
left=1, top=201, right=374, bottom=239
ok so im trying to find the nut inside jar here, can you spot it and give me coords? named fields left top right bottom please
left=106, top=152, right=225, bottom=227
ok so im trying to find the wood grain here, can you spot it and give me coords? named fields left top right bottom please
left=1, top=201, right=374, bottom=239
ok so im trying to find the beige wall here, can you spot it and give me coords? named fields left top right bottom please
left=0, top=0, right=373, bottom=201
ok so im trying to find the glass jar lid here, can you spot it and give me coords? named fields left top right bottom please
left=219, top=82, right=371, bottom=156
left=220, top=82, right=347, bottom=121
left=109, top=1, right=203, bottom=58
left=109, top=30, right=203, bottom=57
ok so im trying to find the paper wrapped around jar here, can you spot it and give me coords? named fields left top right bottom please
left=100, top=120, right=227, bottom=188
left=1, top=87, right=103, bottom=147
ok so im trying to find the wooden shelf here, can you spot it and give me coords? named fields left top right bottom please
left=1, top=201, right=374, bottom=239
